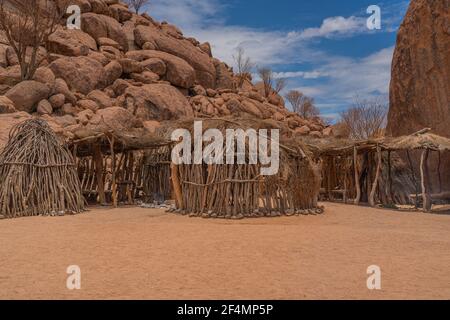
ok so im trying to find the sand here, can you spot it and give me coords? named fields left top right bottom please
left=0, top=203, right=449, bottom=300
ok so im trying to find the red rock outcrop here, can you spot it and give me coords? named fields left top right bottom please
left=387, top=0, right=450, bottom=136
left=387, top=0, right=450, bottom=190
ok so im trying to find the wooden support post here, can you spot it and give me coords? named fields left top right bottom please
left=353, top=146, right=361, bottom=205
left=171, top=163, right=184, bottom=209
left=343, top=175, right=348, bottom=204
left=387, top=151, right=393, bottom=204
left=369, top=145, right=382, bottom=207
left=406, top=150, right=419, bottom=208
left=93, top=144, right=106, bottom=205
left=420, top=149, right=432, bottom=212
left=109, top=136, right=118, bottom=208
left=437, top=151, right=442, bottom=193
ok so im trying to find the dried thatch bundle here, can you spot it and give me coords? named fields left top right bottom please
left=0, top=119, right=84, bottom=218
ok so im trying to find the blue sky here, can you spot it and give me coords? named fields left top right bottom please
left=147, top=0, right=410, bottom=122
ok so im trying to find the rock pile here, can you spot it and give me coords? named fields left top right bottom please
left=0, top=0, right=330, bottom=148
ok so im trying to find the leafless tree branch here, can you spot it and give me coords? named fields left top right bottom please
left=124, top=0, right=150, bottom=14
left=0, top=0, right=68, bottom=80
left=285, top=90, right=319, bottom=119
left=339, top=96, right=388, bottom=140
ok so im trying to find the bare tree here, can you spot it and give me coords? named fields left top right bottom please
left=232, top=47, right=254, bottom=88
left=339, top=96, right=388, bottom=140
left=257, top=67, right=287, bottom=98
left=125, top=0, right=150, bottom=14
left=274, top=77, right=287, bottom=95
left=285, top=90, right=319, bottom=119
left=0, top=0, right=67, bottom=80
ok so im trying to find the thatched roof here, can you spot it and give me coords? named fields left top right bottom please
left=304, top=128, right=450, bottom=156
left=70, top=127, right=172, bottom=157
left=155, top=116, right=310, bottom=159
left=383, top=131, right=450, bottom=151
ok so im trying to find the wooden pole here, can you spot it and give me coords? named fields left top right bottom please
left=406, top=150, right=419, bottom=208
left=109, top=136, right=117, bottom=208
left=420, top=149, right=432, bottom=212
left=437, top=151, right=442, bottom=193
left=387, top=151, right=393, bottom=204
left=93, top=144, right=106, bottom=205
left=353, top=146, right=361, bottom=205
left=369, top=145, right=382, bottom=207
left=171, top=163, right=184, bottom=209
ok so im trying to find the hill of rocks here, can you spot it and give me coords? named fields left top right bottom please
left=0, top=0, right=329, bottom=148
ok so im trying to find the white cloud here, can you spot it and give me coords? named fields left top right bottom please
left=149, top=2, right=376, bottom=67
left=273, top=71, right=325, bottom=79
left=289, top=86, right=325, bottom=97
left=293, top=16, right=367, bottom=40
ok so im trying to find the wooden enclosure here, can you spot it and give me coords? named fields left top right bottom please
left=313, top=129, right=450, bottom=212
left=70, top=130, right=172, bottom=207
left=170, top=151, right=322, bottom=218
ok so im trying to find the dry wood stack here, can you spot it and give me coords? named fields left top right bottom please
left=0, top=119, right=84, bottom=218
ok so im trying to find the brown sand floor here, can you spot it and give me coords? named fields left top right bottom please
left=0, top=203, right=449, bottom=300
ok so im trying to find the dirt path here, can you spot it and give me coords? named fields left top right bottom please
left=0, top=203, right=449, bottom=299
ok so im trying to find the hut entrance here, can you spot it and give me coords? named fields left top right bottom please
left=142, top=145, right=172, bottom=204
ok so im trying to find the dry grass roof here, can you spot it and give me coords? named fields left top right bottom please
left=155, top=116, right=310, bottom=158
left=304, top=128, right=450, bottom=156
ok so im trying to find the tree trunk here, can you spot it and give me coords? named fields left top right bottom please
left=369, top=146, right=382, bottom=207
left=353, top=146, right=361, bottom=205
left=93, top=144, right=106, bottom=205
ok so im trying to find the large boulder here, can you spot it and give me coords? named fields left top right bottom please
left=103, top=60, right=123, bottom=86
left=387, top=0, right=450, bottom=190
left=134, top=25, right=216, bottom=88
left=0, top=96, right=16, bottom=114
left=109, top=3, right=133, bottom=23
left=388, top=0, right=450, bottom=136
left=87, top=90, right=112, bottom=109
left=214, top=59, right=234, bottom=90
left=5, top=81, right=50, bottom=113
left=0, top=65, right=21, bottom=86
left=87, top=106, right=143, bottom=133
left=0, top=44, right=8, bottom=68
left=122, top=83, right=194, bottom=121
left=81, top=13, right=128, bottom=52
left=49, top=56, right=106, bottom=94
left=32, top=67, right=56, bottom=86
left=126, top=50, right=195, bottom=88
left=0, top=112, right=32, bottom=150
left=47, top=29, right=97, bottom=56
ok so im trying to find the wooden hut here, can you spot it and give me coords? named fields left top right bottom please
left=307, top=129, right=450, bottom=212
left=0, top=119, right=84, bottom=218
left=70, top=126, right=171, bottom=207
left=157, top=117, right=323, bottom=219
left=384, top=129, right=450, bottom=212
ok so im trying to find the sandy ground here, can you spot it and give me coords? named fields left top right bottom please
left=0, top=203, right=449, bottom=300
